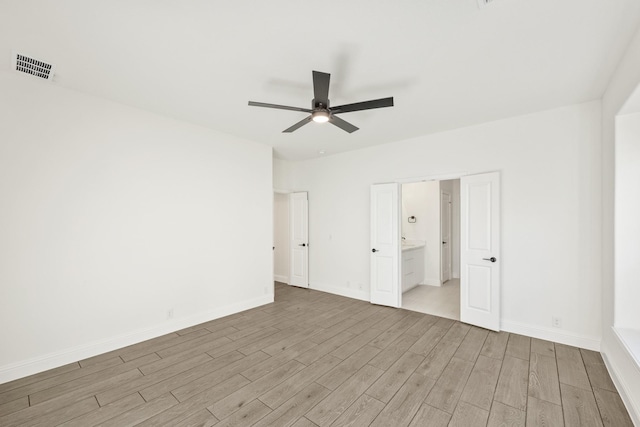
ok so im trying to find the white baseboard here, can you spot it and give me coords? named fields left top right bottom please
left=274, top=274, right=289, bottom=284
left=421, top=280, right=442, bottom=287
left=0, top=295, right=273, bottom=385
left=310, top=282, right=369, bottom=302
left=289, top=286, right=604, bottom=354
left=501, top=320, right=600, bottom=351
left=603, top=329, right=640, bottom=426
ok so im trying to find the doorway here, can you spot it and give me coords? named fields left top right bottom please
left=399, top=179, right=461, bottom=320
left=273, top=191, right=309, bottom=288
left=370, top=171, right=501, bottom=331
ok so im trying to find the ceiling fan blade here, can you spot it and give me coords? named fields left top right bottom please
left=312, top=71, right=331, bottom=106
left=330, top=97, right=394, bottom=114
left=248, top=101, right=312, bottom=113
left=329, top=115, right=359, bottom=133
left=283, top=116, right=312, bottom=133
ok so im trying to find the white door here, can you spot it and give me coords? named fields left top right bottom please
left=441, top=191, right=452, bottom=283
left=289, top=192, right=308, bottom=288
left=370, top=183, right=401, bottom=308
left=461, top=172, right=500, bottom=331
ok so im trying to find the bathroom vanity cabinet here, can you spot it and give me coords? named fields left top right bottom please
left=402, top=243, right=425, bottom=293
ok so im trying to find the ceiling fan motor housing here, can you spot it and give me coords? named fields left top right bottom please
left=312, top=99, right=329, bottom=110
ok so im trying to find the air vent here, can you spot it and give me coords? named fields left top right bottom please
left=12, top=53, right=55, bottom=80
left=477, top=0, right=497, bottom=8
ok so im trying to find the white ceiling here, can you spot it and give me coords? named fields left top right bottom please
left=1, top=0, right=640, bottom=160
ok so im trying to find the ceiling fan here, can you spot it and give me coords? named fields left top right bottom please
left=248, top=71, right=394, bottom=133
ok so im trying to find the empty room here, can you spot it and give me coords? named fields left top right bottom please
left=1, top=1, right=640, bottom=426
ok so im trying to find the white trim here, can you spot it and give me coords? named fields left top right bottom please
left=395, top=172, right=469, bottom=184
left=421, top=279, right=443, bottom=287
left=0, top=295, right=273, bottom=384
left=310, top=282, right=369, bottom=302
left=604, top=329, right=640, bottom=425
left=501, top=320, right=600, bottom=351
left=274, top=274, right=289, bottom=284
left=603, top=354, right=640, bottom=426
left=613, top=327, right=640, bottom=369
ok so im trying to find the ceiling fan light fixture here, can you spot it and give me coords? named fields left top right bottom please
left=312, top=110, right=330, bottom=123
left=248, top=70, right=393, bottom=133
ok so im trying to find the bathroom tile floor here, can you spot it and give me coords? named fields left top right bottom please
left=402, top=279, right=461, bottom=321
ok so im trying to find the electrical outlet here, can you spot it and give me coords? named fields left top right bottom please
left=552, top=316, right=561, bottom=328
left=167, top=309, right=174, bottom=319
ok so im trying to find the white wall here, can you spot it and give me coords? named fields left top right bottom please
left=0, top=72, right=274, bottom=383
left=601, top=23, right=640, bottom=424
left=273, top=193, right=290, bottom=283
left=273, top=158, right=294, bottom=191
left=277, top=100, right=602, bottom=350
left=401, top=182, right=425, bottom=241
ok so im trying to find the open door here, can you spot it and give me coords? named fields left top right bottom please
left=370, top=183, right=401, bottom=307
left=460, top=172, right=501, bottom=331
left=289, top=192, right=308, bottom=288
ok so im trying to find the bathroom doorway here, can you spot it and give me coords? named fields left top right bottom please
left=400, top=179, right=461, bottom=320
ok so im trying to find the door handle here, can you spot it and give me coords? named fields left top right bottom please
left=482, top=257, right=497, bottom=263
left=299, top=243, right=306, bottom=247
left=372, top=248, right=378, bottom=253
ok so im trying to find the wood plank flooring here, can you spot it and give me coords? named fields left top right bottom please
left=0, top=282, right=633, bottom=426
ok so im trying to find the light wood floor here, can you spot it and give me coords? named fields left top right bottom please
left=0, top=283, right=633, bottom=426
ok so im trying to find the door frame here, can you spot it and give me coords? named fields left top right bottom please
left=272, top=188, right=309, bottom=290
left=441, top=190, right=452, bottom=283
left=390, top=171, right=501, bottom=329
left=273, top=190, right=291, bottom=285
left=395, top=172, right=467, bottom=309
